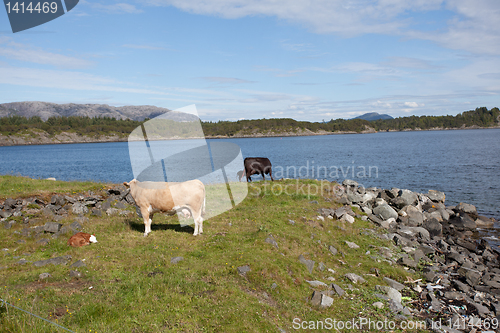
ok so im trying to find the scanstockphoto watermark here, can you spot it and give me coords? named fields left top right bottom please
left=272, top=160, right=379, bottom=180
left=292, top=317, right=427, bottom=331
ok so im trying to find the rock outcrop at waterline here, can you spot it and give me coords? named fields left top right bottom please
left=317, top=179, right=499, bottom=330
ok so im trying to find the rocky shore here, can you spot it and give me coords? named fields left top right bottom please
left=1, top=125, right=498, bottom=147
left=1, top=180, right=499, bottom=332
left=317, top=179, right=499, bottom=332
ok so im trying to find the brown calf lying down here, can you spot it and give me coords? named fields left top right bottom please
left=68, top=232, right=97, bottom=247
left=123, top=179, right=206, bottom=236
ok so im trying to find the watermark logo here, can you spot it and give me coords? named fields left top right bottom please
left=127, top=104, right=248, bottom=225
left=3, top=0, right=79, bottom=33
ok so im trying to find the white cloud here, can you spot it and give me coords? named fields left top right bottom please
left=89, top=2, right=143, bottom=14
left=404, top=102, right=420, bottom=107
left=0, top=38, right=93, bottom=69
left=143, top=0, right=500, bottom=55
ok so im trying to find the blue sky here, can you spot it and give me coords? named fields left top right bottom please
left=0, top=0, right=499, bottom=122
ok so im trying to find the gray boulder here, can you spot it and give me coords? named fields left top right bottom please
left=373, top=204, right=398, bottom=221
left=423, top=218, right=442, bottom=237
left=237, top=265, right=251, bottom=275
left=33, top=255, right=72, bottom=267
left=346, top=191, right=363, bottom=204
left=399, top=189, right=418, bottom=206
left=383, top=277, right=405, bottom=291
left=44, top=222, right=62, bottom=233
left=299, top=255, right=315, bottom=273
left=427, top=190, right=445, bottom=203
left=455, top=202, right=477, bottom=217
left=342, top=179, right=358, bottom=188
left=72, top=202, right=88, bottom=215
left=344, top=273, right=366, bottom=284
left=265, top=235, right=279, bottom=249
left=449, top=215, right=476, bottom=231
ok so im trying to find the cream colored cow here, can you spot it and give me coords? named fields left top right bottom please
left=123, top=179, right=205, bottom=236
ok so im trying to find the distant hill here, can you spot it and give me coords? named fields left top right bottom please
left=0, top=101, right=198, bottom=122
left=354, top=112, right=394, bottom=121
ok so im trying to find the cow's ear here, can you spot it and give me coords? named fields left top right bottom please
left=123, top=182, right=129, bottom=187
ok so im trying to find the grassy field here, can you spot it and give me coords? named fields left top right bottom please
left=0, top=177, right=422, bottom=332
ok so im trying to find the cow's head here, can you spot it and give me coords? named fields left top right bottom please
left=123, top=179, right=137, bottom=188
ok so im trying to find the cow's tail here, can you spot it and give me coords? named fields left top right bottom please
left=202, top=187, right=206, bottom=217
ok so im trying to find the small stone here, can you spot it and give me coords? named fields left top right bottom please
left=345, top=241, right=360, bottom=249
left=39, top=273, right=51, bottom=279
left=265, top=235, right=279, bottom=249
left=298, top=255, right=315, bottom=274
left=388, top=299, right=403, bottom=313
left=329, top=245, right=338, bottom=256
left=373, top=301, right=384, bottom=309
left=305, top=280, right=327, bottom=287
left=331, top=283, right=345, bottom=296
left=341, top=214, right=355, bottom=224
left=383, top=277, right=405, bottom=291
left=69, top=270, right=82, bottom=278
left=70, top=260, right=86, bottom=268
left=36, top=238, right=50, bottom=246
left=171, top=256, right=184, bottom=264
left=344, top=273, right=366, bottom=284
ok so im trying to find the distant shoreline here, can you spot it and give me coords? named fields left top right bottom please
left=0, top=125, right=499, bottom=147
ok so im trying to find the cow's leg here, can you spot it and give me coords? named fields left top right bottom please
left=269, top=169, right=274, bottom=181
left=192, top=211, right=203, bottom=236
left=140, top=206, right=152, bottom=236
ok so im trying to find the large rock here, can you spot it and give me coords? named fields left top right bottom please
left=449, top=214, right=476, bottom=231
left=33, top=255, right=72, bottom=267
left=399, top=189, right=418, bottom=206
left=401, top=205, right=424, bottom=227
left=346, top=191, right=363, bottom=204
left=50, top=195, right=66, bottom=207
left=43, top=222, right=62, bottom=233
left=476, top=216, right=495, bottom=228
left=361, top=191, right=377, bottom=203
left=342, top=179, right=358, bottom=188
left=3, top=198, right=17, bottom=208
left=0, top=210, right=12, bottom=219
left=373, top=204, right=398, bottom=221
left=423, top=218, right=442, bottom=237
left=310, top=291, right=334, bottom=308
left=455, top=202, right=478, bottom=217
left=427, top=190, right=445, bottom=203
left=72, top=202, right=89, bottom=215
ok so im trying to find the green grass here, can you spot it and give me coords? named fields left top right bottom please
left=0, top=175, right=108, bottom=200
left=0, top=177, right=424, bottom=332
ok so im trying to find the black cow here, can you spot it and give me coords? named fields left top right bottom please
left=240, top=157, right=274, bottom=182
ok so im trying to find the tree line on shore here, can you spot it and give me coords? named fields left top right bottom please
left=0, top=106, right=498, bottom=138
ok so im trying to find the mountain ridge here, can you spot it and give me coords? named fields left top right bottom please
left=353, top=112, right=394, bottom=121
left=0, top=101, right=198, bottom=122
